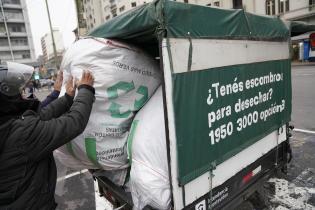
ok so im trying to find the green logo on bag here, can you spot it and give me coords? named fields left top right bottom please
left=107, top=81, right=135, bottom=99
left=134, top=86, right=148, bottom=110
left=107, top=81, right=148, bottom=118
left=108, top=102, right=132, bottom=118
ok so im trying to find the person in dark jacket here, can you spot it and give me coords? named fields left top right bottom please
left=0, top=62, right=95, bottom=210
left=25, top=70, right=63, bottom=108
left=40, top=71, right=63, bottom=108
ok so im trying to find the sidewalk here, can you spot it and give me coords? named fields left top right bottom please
left=291, top=61, right=315, bottom=66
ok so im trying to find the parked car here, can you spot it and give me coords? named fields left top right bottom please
left=39, top=79, right=54, bottom=87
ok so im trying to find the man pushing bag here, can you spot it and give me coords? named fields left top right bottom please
left=0, top=61, right=95, bottom=209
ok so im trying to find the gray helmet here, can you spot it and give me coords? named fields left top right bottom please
left=0, top=62, right=34, bottom=96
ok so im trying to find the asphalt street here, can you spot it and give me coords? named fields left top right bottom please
left=34, top=64, right=315, bottom=210
left=291, top=64, right=315, bottom=130
left=290, top=64, right=315, bottom=180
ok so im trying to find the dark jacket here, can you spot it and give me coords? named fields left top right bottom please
left=0, top=85, right=95, bottom=210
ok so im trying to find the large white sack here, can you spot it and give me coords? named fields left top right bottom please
left=56, top=37, right=161, bottom=171
left=53, top=150, right=128, bottom=186
left=128, top=87, right=171, bottom=210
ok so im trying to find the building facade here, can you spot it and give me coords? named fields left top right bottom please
left=101, top=0, right=152, bottom=21
left=187, top=0, right=315, bottom=24
left=74, top=0, right=88, bottom=37
left=82, top=0, right=103, bottom=32
left=40, top=28, right=64, bottom=69
left=0, top=0, right=35, bottom=65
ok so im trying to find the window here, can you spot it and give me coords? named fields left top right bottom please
left=11, top=38, right=28, bottom=46
left=214, top=1, right=220, bottom=7
left=131, top=2, right=136, bottom=7
left=0, top=52, right=13, bottom=60
left=10, top=24, right=25, bottom=32
left=233, top=0, right=242, bottom=9
left=206, top=3, right=211, bottom=6
left=0, top=38, right=8, bottom=46
left=266, top=0, right=275, bottom=15
left=4, top=10, right=23, bottom=20
left=3, top=0, right=20, bottom=5
left=94, top=18, right=96, bottom=23
left=111, top=8, right=117, bottom=16
left=106, top=15, right=110, bottom=20
left=278, top=0, right=289, bottom=13
left=310, top=0, right=315, bottom=5
left=285, top=0, right=289, bottom=11
left=0, top=24, right=5, bottom=33
left=184, top=0, right=188, bottom=3
left=22, top=52, right=30, bottom=59
left=119, top=6, right=125, bottom=12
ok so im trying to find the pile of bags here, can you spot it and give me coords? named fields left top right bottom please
left=128, top=87, right=171, bottom=209
left=55, top=37, right=171, bottom=209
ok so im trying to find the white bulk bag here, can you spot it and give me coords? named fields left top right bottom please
left=128, top=87, right=171, bottom=210
left=56, top=37, right=161, bottom=171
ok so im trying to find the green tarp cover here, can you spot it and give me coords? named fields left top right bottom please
left=90, top=0, right=289, bottom=41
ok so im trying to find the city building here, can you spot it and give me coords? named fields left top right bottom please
left=102, top=0, right=151, bottom=20
left=40, top=28, right=64, bottom=69
left=74, top=0, right=88, bottom=37
left=0, top=0, right=36, bottom=65
left=82, top=0, right=103, bottom=32
left=187, top=0, right=315, bottom=24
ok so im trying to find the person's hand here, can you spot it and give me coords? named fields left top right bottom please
left=66, top=75, right=76, bottom=97
left=78, top=70, right=94, bottom=87
left=53, top=71, right=63, bottom=92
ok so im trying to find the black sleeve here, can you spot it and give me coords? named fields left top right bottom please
left=39, top=93, right=74, bottom=120
left=25, top=87, right=95, bottom=161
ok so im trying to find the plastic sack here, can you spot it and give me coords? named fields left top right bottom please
left=128, top=87, right=171, bottom=210
left=55, top=37, right=161, bottom=171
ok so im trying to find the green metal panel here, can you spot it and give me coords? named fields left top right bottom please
left=173, top=60, right=291, bottom=184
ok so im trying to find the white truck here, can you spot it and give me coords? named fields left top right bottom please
left=87, top=1, right=315, bottom=209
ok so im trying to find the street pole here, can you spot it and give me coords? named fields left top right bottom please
left=0, top=0, right=14, bottom=61
left=45, top=0, right=59, bottom=70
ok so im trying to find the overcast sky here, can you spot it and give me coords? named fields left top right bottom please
left=25, top=0, right=77, bottom=58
